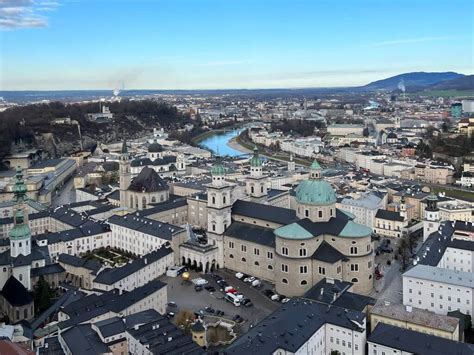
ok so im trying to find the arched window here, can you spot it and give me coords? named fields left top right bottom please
left=24, top=309, right=28, bottom=319
left=251, top=186, right=255, bottom=194
left=299, top=248, right=307, bottom=257
left=350, top=246, right=358, bottom=254
left=142, top=196, right=147, bottom=209
left=351, top=278, right=358, bottom=283
left=160, top=195, right=164, bottom=202
left=19, top=242, right=22, bottom=248
left=229, top=254, right=234, bottom=259
left=212, top=196, right=216, bottom=204
left=261, top=186, right=264, bottom=193
left=282, top=247, right=289, bottom=256
left=223, top=196, right=226, bottom=204
left=268, top=265, right=273, bottom=270
left=241, top=257, right=246, bottom=262
left=282, top=278, right=288, bottom=284
left=151, top=196, right=156, bottom=203
left=19, top=274, right=23, bottom=281
left=301, top=280, right=308, bottom=285
left=254, top=261, right=259, bottom=266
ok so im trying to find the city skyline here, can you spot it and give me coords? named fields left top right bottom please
left=0, top=0, right=472, bottom=90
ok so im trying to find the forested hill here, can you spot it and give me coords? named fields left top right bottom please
left=0, top=100, right=190, bottom=162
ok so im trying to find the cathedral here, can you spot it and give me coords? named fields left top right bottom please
left=116, top=144, right=375, bottom=297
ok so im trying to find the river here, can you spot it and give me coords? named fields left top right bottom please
left=197, top=128, right=246, bottom=157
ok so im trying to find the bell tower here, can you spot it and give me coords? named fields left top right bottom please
left=207, top=157, right=232, bottom=267
left=423, top=193, right=440, bottom=241
left=119, top=138, right=131, bottom=208
left=246, top=146, right=267, bottom=200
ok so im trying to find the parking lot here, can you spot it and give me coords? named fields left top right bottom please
left=159, top=268, right=279, bottom=333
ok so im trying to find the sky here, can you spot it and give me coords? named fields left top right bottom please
left=0, top=0, right=472, bottom=90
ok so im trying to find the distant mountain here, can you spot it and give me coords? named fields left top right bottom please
left=363, top=72, right=465, bottom=91
left=427, top=75, right=474, bottom=91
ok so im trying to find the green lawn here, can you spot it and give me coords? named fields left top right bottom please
left=431, top=187, right=474, bottom=202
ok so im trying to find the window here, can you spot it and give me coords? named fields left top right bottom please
left=229, top=241, right=234, bottom=248
left=282, top=247, right=288, bottom=255
left=19, top=274, right=23, bottom=281
left=299, top=248, right=307, bottom=257
left=368, top=261, right=372, bottom=268
left=337, top=266, right=342, bottom=274
left=254, top=248, right=260, bottom=256
left=212, top=196, right=216, bottom=204
left=282, top=278, right=288, bottom=284
left=268, top=265, right=273, bottom=270
left=300, top=266, right=308, bottom=274
left=241, top=257, right=246, bottom=262
left=301, top=280, right=307, bottom=285
left=281, top=264, right=288, bottom=273
left=351, top=278, right=358, bottom=283
left=305, top=209, right=309, bottom=217
left=223, top=196, right=226, bottom=204
left=229, top=254, right=234, bottom=259
left=350, top=246, right=358, bottom=254
left=267, top=251, right=273, bottom=259
left=241, top=245, right=247, bottom=252
left=350, top=264, right=359, bottom=272
left=319, top=266, right=325, bottom=275
left=254, top=261, right=259, bottom=266
left=318, top=210, right=323, bottom=218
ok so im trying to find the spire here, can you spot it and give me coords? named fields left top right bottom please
left=250, top=146, right=262, bottom=167
left=13, top=167, right=27, bottom=202
left=121, top=138, right=128, bottom=154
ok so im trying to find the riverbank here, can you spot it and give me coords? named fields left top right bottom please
left=232, top=129, right=311, bottom=166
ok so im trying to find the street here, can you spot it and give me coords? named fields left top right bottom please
left=51, top=177, right=76, bottom=208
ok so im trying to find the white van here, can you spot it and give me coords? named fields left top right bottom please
left=224, top=292, right=241, bottom=306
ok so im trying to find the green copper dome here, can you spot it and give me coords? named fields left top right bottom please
left=249, top=147, right=262, bottom=168
left=295, top=179, right=337, bottom=205
left=274, top=223, right=313, bottom=240
left=9, top=210, right=31, bottom=240
left=211, top=158, right=225, bottom=176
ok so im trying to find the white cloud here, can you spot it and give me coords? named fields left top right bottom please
left=0, top=0, right=59, bottom=30
left=368, top=35, right=464, bottom=47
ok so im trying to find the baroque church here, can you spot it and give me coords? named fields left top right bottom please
left=117, top=144, right=375, bottom=297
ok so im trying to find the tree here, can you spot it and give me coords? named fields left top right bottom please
left=34, top=276, right=55, bottom=314
left=175, top=309, right=195, bottom=335
left=397, top=234, right=416, bottom=271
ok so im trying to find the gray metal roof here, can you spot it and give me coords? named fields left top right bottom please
left=368, top=323, right=474, bottom=355
left=404, top=264, right=474, bottom=289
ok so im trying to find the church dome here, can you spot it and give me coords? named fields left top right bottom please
left=211, top=161, right=225, bottom=176
left=148, top=143, right=164, bottom=153
left=295, top=179, right=337, bottom=205
left=249, top=147, right=262, bottom=167
left=9, top=211, right=31, bottom=240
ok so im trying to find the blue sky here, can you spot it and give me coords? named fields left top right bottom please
left=0, top=0, right=472, bottom=90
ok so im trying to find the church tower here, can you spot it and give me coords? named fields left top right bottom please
left=9, top=168, right=32, bottom=259
left=309, top=159, right=322, bottom=179
left=246, top=146, right=267, bottom=200
left=423, top=193, right=440, bottom=241
left=288, top=154, right=295, bottom=173
left=119, top=138, right=131, bottom=208
left=206, top=157, right=232, bottom=267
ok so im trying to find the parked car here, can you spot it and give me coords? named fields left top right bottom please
left=205, top=306, right=215, bottom=313
left=271, top=294, right=281, bottom=301
left=263, top=289, right=275, bottom=298
left=251, top=279, right=261, bottom=287
left=166, top=312, right=175, bottom=318
left=192, top=278, right=209, bottom=286
left=232, top=314, right=244, bottom=323
left=241, top=298, right=253, bottom=307
left=235, top=272, right=244, bottom=279
left=194, top=285, right=203, bottom=292
left=215, top=310, right=225, bottom=316
left=167, top=302, right=177, bottom=308
left=246, top=276, right=256, bottom=283
left=205, top=285, right=216, bottom=292
left=281, top=298, right=291, bottom=303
